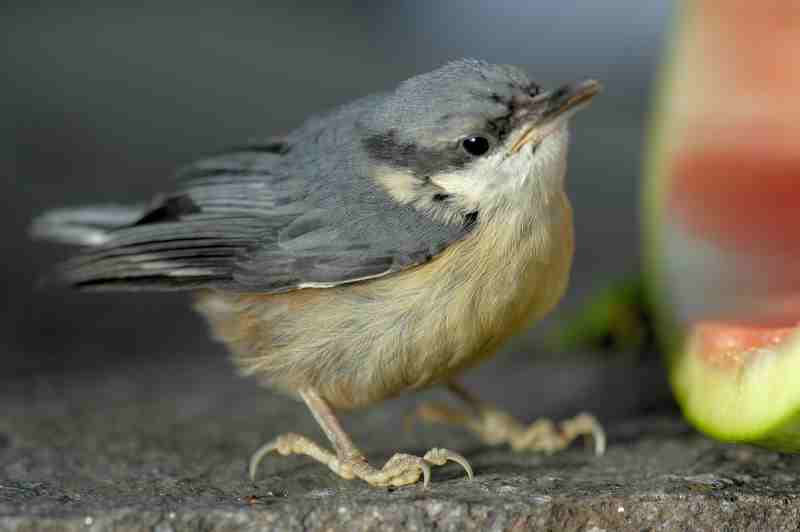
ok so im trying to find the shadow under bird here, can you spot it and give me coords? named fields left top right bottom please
left=31, top=59, right=602, bottom=487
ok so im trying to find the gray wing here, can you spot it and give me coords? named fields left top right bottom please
left=49, top=141, right=471, bottom=292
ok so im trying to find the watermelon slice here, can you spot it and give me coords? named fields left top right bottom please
left=644, top=0, right=800, bottom=449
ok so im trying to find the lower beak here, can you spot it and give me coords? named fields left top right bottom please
left=510, top=79, right=602, bottom=154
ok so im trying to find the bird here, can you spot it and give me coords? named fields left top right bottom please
left=30, top=58, right=603, bottom=488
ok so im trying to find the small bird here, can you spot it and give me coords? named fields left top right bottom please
left=31, top=59, right=603, bottom=488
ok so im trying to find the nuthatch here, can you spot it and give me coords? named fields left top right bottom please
left=31, top=59, right=603, bottom=488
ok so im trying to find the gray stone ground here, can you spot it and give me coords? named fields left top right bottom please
left=2, top=353, right=800, bottom=532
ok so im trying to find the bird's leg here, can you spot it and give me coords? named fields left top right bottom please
left=249, top=388, right=473, bottom=487
left=415, top=381, right=606, bottom=455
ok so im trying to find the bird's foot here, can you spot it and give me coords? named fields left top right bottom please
left=415, top=403, right=606, bottom=455
left=351, top=448, right=473, bottom=488
left=249, top=432, right=473, bottom=487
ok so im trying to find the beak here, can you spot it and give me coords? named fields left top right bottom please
left=510, top=79, right=602, bottom=154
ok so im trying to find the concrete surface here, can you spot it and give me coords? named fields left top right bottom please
left=2, top=354, right=800, bottom=532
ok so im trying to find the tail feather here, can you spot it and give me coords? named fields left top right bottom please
left=29, top=204, right=146, bottom=247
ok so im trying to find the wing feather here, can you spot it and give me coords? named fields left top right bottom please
left=42, top=138, right=472, bottom=292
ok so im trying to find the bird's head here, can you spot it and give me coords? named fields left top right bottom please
left=359, top=59, right=600, bottom=225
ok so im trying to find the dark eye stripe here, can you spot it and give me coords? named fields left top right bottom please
left=363, top=129, right=471, bottom=178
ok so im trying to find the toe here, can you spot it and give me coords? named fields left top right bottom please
left=398, top=459, right=429, bottom=488
left=564, top=413, right=607, bottom=456
left=394, top=454, right=431, bottom=488
left=248, top=434, right=293, bottom=480
left=423, top=448, right=474, bottom=480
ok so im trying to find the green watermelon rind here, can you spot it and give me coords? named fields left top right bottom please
left=672, top=333, right=800, bottom=451
left=640, top=1, right=685, bottom=363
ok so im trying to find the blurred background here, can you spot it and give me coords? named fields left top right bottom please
left=3, top=2, right=674, bottom=422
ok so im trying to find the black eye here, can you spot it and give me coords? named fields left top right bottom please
left=461, top=136, right=491, bottom=157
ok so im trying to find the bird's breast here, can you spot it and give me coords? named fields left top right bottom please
left=389, top=190, right=575, bottom=382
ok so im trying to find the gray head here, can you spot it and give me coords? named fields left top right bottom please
left=358, top=59, right=600, bottom=224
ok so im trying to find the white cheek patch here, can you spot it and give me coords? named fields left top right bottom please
left=373, top=165, right=472, bottom=226
left=432, top=124, right=569, bottom=211
left=373, top=166, right=427, bottom=205
left=429, top=150, right=509, bottom=211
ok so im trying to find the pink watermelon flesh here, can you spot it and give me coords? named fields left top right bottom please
left=669, top=128, right=800, bottom=257
left=692, top=321, right=798, bottom=370
left=668, top=125, right=800, bottom=358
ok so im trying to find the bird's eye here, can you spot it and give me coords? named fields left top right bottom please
left=461, top=136, right=491, bottom=157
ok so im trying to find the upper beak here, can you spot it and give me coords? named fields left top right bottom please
left=537, top=79, right=602, bottom=124
left=510, top=79, right=602, bottom=154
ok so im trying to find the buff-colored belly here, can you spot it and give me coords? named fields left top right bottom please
left=195, top=195, right=573, bottom=409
